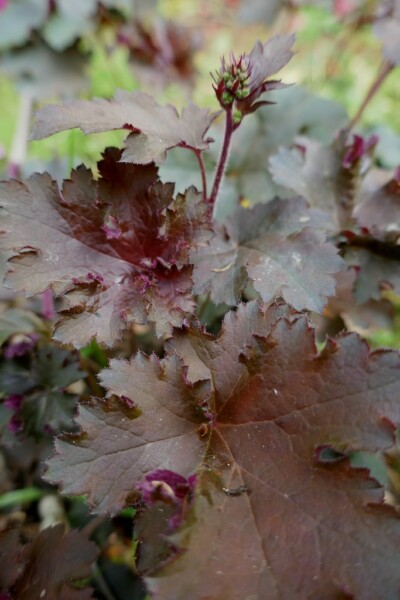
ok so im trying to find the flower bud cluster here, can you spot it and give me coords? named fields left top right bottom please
left=212, top=55, right=252, bottom=124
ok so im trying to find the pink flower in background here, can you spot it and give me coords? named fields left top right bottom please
left=334, top=0, right=356, bottom=17
left=0, top=0, right=8, bottom=11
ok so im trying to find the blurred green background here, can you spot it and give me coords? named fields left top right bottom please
left=0, top=1, right=399, bottom=168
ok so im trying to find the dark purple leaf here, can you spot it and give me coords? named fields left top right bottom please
left=0, top=525, right=98, bottom=600
left=45, top=302, right=400, bottom=597
left=192, top=197, right=343, bottom=311
left=45, top=352, right=210, bottom=514
left=0, top=148, right=210, bottom=346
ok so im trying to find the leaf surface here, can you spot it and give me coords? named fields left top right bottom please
left=192, top=197, right=342, bottom=311
left=46, top=353, right=209, bottom=513
left=353, top=171, right=400, bottom=242
left=0, top=148, right=210, bottom=346
left=46, top=302, right=400, bottom=597
left=0, top=524, right=98, bottom=600
left=32, top=92, right=219, bottom=165
left=345, top=246, right=400, bottom=303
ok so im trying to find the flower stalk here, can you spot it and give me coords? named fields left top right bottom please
left=208, top=107, right=234, bottom=213
left=206, top=33, right=296, bottom=218
left=349, top=60, right=394, bottom=130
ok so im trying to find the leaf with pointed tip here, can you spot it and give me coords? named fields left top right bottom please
left=165, top=300, right=295, bottom=384
left=0, top=524, right=98, bottom=600
left=45, top=353, right=209, bottom=514
left=192, top=197, right=343, bottom=311
left=0, top=148, right=210, bottom=346
left=32, top=91, right=219, bottom=165
left=46, top=302, right=400, bottom=597
left=247, top=33, right=296, bottom=86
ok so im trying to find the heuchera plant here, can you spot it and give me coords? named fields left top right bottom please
left=2, top=29, right=400, bottom=599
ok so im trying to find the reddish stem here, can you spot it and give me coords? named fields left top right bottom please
left=349, top=61, right=394, bottom=130
left=208, top=108, right=234, bottom=216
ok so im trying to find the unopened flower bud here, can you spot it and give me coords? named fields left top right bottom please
left=233, top=110, right=243, bottom=125
left=236, top=88, right=250, bottom=100
left=221, top=91, right=234, bottom=105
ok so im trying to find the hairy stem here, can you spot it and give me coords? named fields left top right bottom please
left=349, top=61, right=394, bottom=130
left=208, top=108, right=234, bottom=215
left=193, top=149, right=208, bottom=202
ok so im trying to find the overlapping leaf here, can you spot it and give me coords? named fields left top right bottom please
left=353, top=169, right=400, bottom=242
left=45, top=352, right=209, bottom=514
left=0, top=306, right=44, bottom=346
left=345, top=245, right=400, bottom=303
left=0, top=148, right=210, bottom=346
left=45, top=301, right=400, bottom=598
left=269, top=138, right=340, bottom=213
left=0, top=343, right=83, bottom=440
left=0, top=524, right=98, bottom=600
left=32, top=91, right=219, bottom=165
left=340, top=168, right=400, bottom=303
left=192, top=197, right=343, bottom=311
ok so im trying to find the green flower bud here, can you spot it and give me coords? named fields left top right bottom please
left=221, top=91, right=234, bottom=105
left=236, top=88, right=250, bottom=100
left=233, top=110, right=243, bottom=125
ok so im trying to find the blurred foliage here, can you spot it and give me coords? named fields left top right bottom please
left=368, top=292, right=400, bottom=349
left=0, top=0, right=399, bottom=174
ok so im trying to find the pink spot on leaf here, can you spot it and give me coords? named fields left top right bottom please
left=102, top=215, right=122, bottom=240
